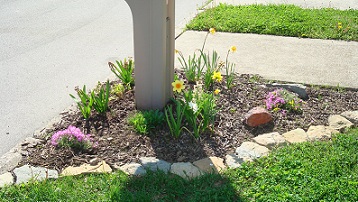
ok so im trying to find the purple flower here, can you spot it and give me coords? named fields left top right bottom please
left=51, top=126, right=94, bottom=149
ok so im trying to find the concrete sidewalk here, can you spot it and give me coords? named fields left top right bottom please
left=175, top=0, right=358, bottom=89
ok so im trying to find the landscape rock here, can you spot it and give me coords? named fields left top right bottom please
left=225, top=154, right=252, bottom=169
left=307, top=125, right=339, bottom=141
left=328, top=115, right=353, bottom=132
left=170, top=162, right=202, bottom=180
left=20, top=137, right=44, bottom=148
left=0, top=151, right=22, bottom=175
left=235, top=142, right=270, bottom=159
left=14, top=165, right=58, bottom=184
left=0, top=172, right=14, bottom=187
left=61, top=161, right=112, bottom=176
left=252, top=132, right=287, bottom=149
left=244, top=107, right=273, bottom=127
left=341, top=111, right=358, bottom=125
left=139, top=157, right=171, bottom=173
left=120, top=163, right=146, bottom=176
left=282, top=128, right=309, bottom=144
left=267, top=83, right=308, bottom=100
left=193, top=157, right=226, bottom=173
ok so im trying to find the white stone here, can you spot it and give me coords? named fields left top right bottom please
left=20, top=137, right=43, bottom=148
left=341, top=111, right=358, bottom=125
left=225, top=154, right=252, bottom=169
left=139, top=157, right=171, bottom=173
left=282, top=128, right=309, bottom=144
left=235, top=142, right=270, bottom=159
left=170, top=162, right=202, bottom=180
left=14, top=165, right=58, bottom=184
left=0, top=151, right=22, bottom=175
left=61, top=161, right=112, bottom=176
left=328, top=115, right=353, bottom=132
left=252, top=132, right=287, bottom=149
left=0, top=172, right=14, bottom=187
left=193, top=157, right=226, bottom=173
left=307, top=125, right=339, bottom=141
left=120, top=163, right=147, bottom=176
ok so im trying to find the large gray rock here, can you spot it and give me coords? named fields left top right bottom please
left=328, top=115, right=353, bottom=132
left=307, top=125, right=339, bottom=141
left=193, top=157, right=226, bottom=174
left=170, top=162, right=202, bottom=180
left=225, top=154, right=252, bottom=169
left=0, top=151, right=22, bottom=175
left=252, top=132, right=287, bottom=149
left=341, top=111, right=358, bottom=125
left=282, top=128, right=309, bottom=144
left=0, top=172, right=14, bottom=187
left=139, top=157, right=171, bottom=173
left=266, top=83, right=308, bottom=100
left=13, top=165, right=58, bottom=184
left=120, top=163, right=146, bottom=176
left=235, top=142, right=270, bottom=159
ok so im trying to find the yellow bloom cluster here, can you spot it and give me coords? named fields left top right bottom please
left=212, top=71, right=223, bottom=83
left=209, top=28, right=216, bottom=34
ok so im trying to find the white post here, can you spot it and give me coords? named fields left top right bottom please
left=125, top=0, right=175, bottom=110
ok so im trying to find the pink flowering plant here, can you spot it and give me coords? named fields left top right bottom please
left=265, top=88, right=303, bottom=115
left=51, top=126, right=97, bottom=151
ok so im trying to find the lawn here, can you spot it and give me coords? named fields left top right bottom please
left=187, top=4, right=358, bottom=41
left=1, top=128, right=357, bottom=201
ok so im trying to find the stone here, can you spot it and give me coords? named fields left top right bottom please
left=0, top=151, right=22, bottom=175
left=61, top=161, right=112, bottom=176
left=170, top=162, right=202, bottom=180
left=193, top=157, right=226, bottom=174
left=120, top=163, right=147, bottom=176
left=20, top=137, right=43, bottom=148
left=14, top=165, right=58, bottom=184
left=267, top=83, right=308, bottom=100
left=282, top=128, right=309, bottom=144
left=328, top=115, right=353, bottom=132
left=307, top=125, right=339, bottom=141
left=252, top=132, right=287, bottom=149
left=235, top=142, right=270, bottom=160
left=244, top=107, right=273, bottom=127
left=225, top=154, right=252, bottom=169
left=341, top=111, right=358, bottom=125
left=0, top=172, right=14, bottom=187
left=139, top=157, right=171, bottom=173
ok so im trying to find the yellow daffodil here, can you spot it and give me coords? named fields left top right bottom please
left=230, top=46, right=237, bottom=53
left=175, top=49, right=179, bottom=54
left=214, top=89, right=221, bottom=95
left=212, top=71, right=223, bottom=82
left=209, top=28, right=216, bottom=34
left=172, top=80, right=185, bottom=93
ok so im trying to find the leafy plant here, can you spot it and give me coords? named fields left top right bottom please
left=177, top=51, right=205, bottom=83
left=265, top=88, right=303, bottom=114
left=51, top=126, right=97, bottom=151
left=128, top=110, right=165, bottom=135
left=201, top=50, right=220, bottom=90
left=91, top=80, right=110, bottom=114
left=165, top=99, right=185, bottom=138
left=108, top=58, right=135, bottom=89
left=110, top=83, right=125, bottom=98
left=70, top=85, right=93, bottom=119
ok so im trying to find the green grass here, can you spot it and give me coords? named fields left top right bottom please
left=1, top=128, right=357, bottom=201
left=187, top=4, right=358, bottom=41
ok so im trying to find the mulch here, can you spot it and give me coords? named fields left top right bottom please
left=20, top=71, right=358, bottom=172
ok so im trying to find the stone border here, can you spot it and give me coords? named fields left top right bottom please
left=0, top=110, right=357, bottom=187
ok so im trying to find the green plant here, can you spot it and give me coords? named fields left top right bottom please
left=128, top=110, right=165, bottom=135
left=224, top=46, right=237, bottom=90
left=201, top=50, right=220, bottom=90
left=91, top=80, right=110, bottom=114
left=70, top=85, right=93, bottom=119
left=177, top=51, right=205, bottom=83
left=265, top=88, right=303, bottom=114
left=110, top=83, right=125, bottom=98
left=108, top=58, right=135, bottom=89
left=51, top=126, right=96, bottom=151
left=165, top=99, right=185, bottom=138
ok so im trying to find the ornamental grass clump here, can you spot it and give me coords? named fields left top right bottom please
left=51, top=126, right=96, bottom=151
left=265, top=88, right=303, bottom=115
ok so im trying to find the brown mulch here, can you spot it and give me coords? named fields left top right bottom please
left=20, top=71, right=358, bottom=172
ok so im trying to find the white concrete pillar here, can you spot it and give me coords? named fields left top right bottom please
left=125, top=0, right=175, bottom=110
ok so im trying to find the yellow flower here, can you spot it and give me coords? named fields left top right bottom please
left=209, top=28, right=216, bottom=34
left=175, top=49, right=179, bottom=54
left=212, top=71, right=222, bottom=82
left=214, top=89, right=220, bottom=95
left=337, top=22, right=343, bottom=30
left=172, top=80, right=185, bottom=93
left=230, top=46, right=237, bottom=53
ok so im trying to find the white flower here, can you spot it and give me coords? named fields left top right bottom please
left=188, top=101, right=198, bottom=113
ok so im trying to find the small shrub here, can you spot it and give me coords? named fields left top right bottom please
left=128, top=110, right=165, bottom=135
left=51, top=126, right=97, bottom=151
left=265, top=88, right=303, bottom=115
